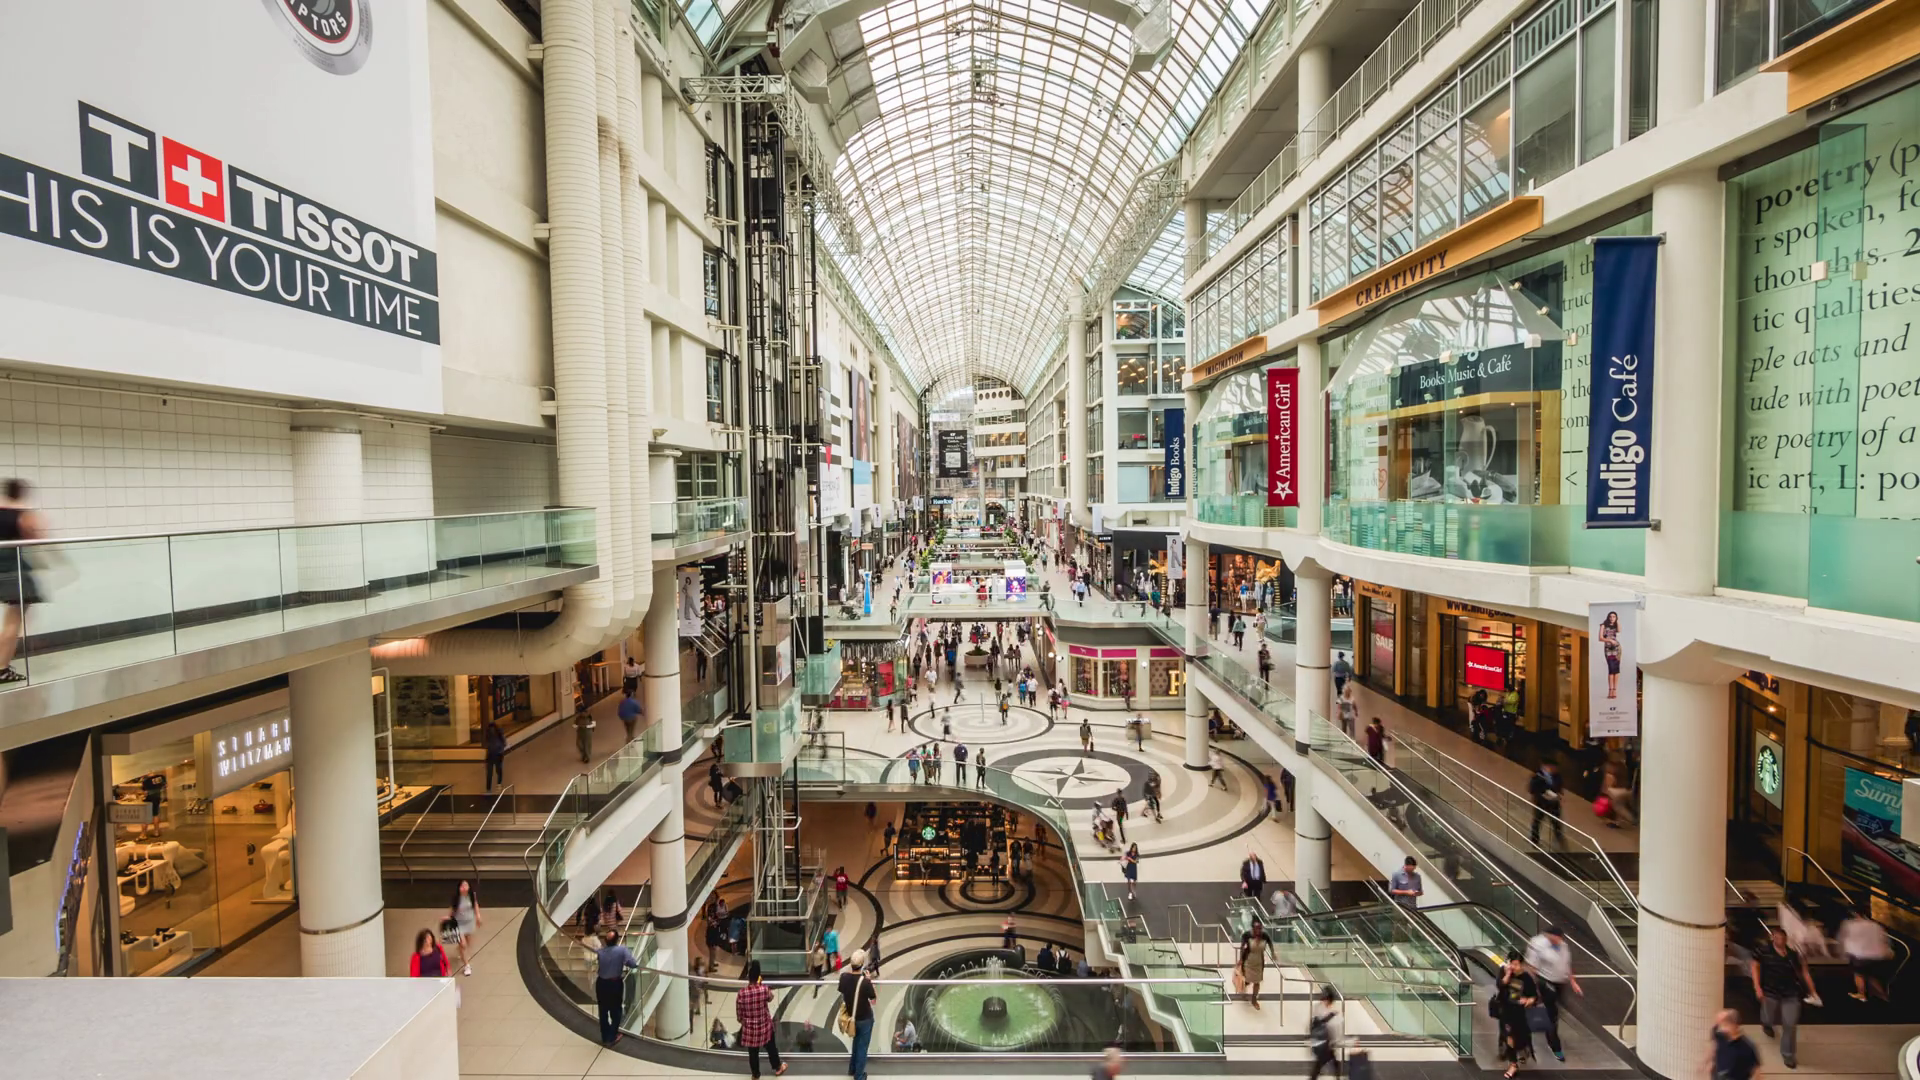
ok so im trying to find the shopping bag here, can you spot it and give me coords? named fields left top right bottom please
left=1527, top=1003, right=1553, bottom=1032
left=1347, top=1050, right=1375, bottom=1080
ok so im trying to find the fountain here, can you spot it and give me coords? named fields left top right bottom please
left=918, top=952, right=1069, bottom=1051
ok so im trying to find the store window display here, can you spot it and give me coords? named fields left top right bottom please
left=103, top=715, right=295, bottom=976
left=1325, top=216, right=1650, bottom=571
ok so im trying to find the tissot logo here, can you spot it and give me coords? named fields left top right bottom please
left=262, top=0, right=375, bottom=75
left=161, top=137, right=226, bottom=222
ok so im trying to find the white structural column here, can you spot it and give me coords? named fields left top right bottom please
left=1183, top=535, right=1211, bottom=769
left=1291, top=339, right=1334, bottom=889
left=1634, top=158, right=1731, bottom=1078
left=290, top=413, right=364, bottom=595
left=1296, top=47, right=1333, bottom=159
left=873, top=362, right=895, bottom=521
left=1291, top=564, right=1334, bottom=892
left=1184, top=198, right=1208, bottom=279
left=290, top=649, right=387, bottom=976
left=643, top=560, right=682, bottom=735
left=1066, top=301, right=1090, bottom=532
left=644, top=553, right=691, bottom=1037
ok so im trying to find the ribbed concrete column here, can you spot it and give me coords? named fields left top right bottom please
left=291, top=649, right=386, bottom=976
left=1183, top=537, right=1210, bottom=767
left=1066, top=301, right=1090, bottom=532
left=1292, top=564, right=1333, bottom=892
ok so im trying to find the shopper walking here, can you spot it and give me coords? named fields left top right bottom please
left=839, top=951, right=877, bottom=1080
left=1365, top=716, right=1387, bottom=764
left=1840, top=908, right=1893, bottom=1001
left=906, top=746, right=921, bottom=783
left=1208, top=746, right=1228, bottom=789
left=482, top=721, right=508, bottom=793
left=1307, top=988, right=1346, bottom=1080
left=574, top=707, right=597, bottom=763
left=1239, top=852, right=1267, bottom=898
left=736, top=960, right=788, bottom=1078
left=1079, top=718, right=1094, bottom=756
left=1332, top=653, right=1352, bottom=695
left=1257, top=643, right=1273, bottom=684
left=1237, top=917, right=1272, bottom=1009
left=1230, top=613, right=1246, bottom=649
left=1524, top=927, right=1580, bottom=1062
left=1751, top=927, right=1816, bottom=1068
left=0, top=479, right=46, bottom=685
left=975, top=748, right=988, bottom=789
left=1495, top=956, right=1539, bottom=1078
left=593, top=927, right=640, bottom=1045
left=1143, top=773, right=1164, bottom=821
left=1528, top=762, right=1565, bottom=847
left=1709, top=1010, right=1762, bottom=1080
left=449, top=879, right=481, bottom=975
left=618, top=690, right=643, bottom=742
left=410, top=928, right=451, bottom=979
left=1111, top=789, right=1130, bottom=842
left=1131, top=711, right=1147, bottom=750
left=1122, top=842, right=1140, bottom=900
left=1388, top=856, right=1423, bottom=910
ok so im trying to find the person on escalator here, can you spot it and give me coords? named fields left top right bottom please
left=1524, top=927, right=1580, bottom=1062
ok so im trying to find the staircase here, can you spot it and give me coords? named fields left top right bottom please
left=692, top=611, right=729, bottom=657
left=380, top=796, right=556, bottom=881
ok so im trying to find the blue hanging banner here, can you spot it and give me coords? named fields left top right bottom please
left=1586, top=236, right=1661, bottom=528
left=1163, top=407, right=1186, bottom=499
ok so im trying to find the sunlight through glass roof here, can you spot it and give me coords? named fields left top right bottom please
left=832, top=0, right=1266, bottom=392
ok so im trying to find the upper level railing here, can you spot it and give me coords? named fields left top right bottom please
left=1191, top=0, right=1490, bottom=269
left=650, top=496, right=747, bottom=549
left=0, top=508, right=593, bottom=690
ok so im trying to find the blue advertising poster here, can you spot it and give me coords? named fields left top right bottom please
left=1841, top=768, right=1920, bottom=897
left=1163, top=407, right=1186, bottom=499
left=1586, top=236, right=1661, bottom=528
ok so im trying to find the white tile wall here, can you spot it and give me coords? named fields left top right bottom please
left=362, top=424, right=435, bottom=520
left=430, top=435, right=557, bottom=515
left=0, top=381, right=295, bottom=535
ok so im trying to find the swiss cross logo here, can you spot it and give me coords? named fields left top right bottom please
left=161, top=137, right=225, bottom=222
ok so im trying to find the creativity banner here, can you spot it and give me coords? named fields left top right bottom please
left=1586, top=237, right=1660, bottom=527
left=1267, top=366, right=1299, bottom=507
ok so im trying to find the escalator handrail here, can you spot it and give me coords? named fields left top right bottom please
left=1417, top=899, right=1638, bottom=1032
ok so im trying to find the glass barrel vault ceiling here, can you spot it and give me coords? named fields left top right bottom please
left=829, top=0, right=1267, bottom=393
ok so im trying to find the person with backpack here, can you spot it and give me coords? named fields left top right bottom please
left=1308, top=987, right=1346, bottom=1079
left=482, top=721, right=508, bottom=792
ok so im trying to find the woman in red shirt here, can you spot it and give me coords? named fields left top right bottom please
left=734, top=960, right=786, bottom=1077
left=409, top=928, right=450, bottom=978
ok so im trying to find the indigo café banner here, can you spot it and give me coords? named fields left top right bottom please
left=1586, top=236, right=1661, bottom=528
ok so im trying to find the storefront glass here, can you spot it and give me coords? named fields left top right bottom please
left=1366, top=600, right=1397, bottom=692
left=1722, top=82, right=1920, bottom=623
left=1192, top=362, right=1297, bottom=528
left=104, top=711, right=296, bottom=975
left=1209, top=552, right=1286, bottom=613
left=1325, top=215, right=1650, bottom=572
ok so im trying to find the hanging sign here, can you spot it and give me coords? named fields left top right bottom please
left=1162, top=407, right=1186, bottom=499
left=1587, top=601, right=1639, bottom=737
left=677, top=567, right=704, bottom=637
left=1166, top=535, right=1185, bottom=580
left=1586, top=236, right=1661, bottom=528
left=1463, top=644, right=1509, bottom=691
left=1267, top=367, right=1299, bottom=507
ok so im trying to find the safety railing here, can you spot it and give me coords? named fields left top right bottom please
left=1417, top=900, right=1639, bottom=1038
left=395, top=784, right=455, bottom=882
left=1388, top=733, right=1638, bottom=964
left=1194, top=0, right=1489, bottom=266
left=0, top=507, right=594, bottom=690
left=469, top=784, right=516, bottom=879
left=649, top=496, right=749, bottom=547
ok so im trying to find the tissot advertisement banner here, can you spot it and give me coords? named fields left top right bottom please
left=1163, top=407, right=1187, bottom=499
left=1841, top=768, right=1920, bottom=898
left=1586, top=237, right=1661, bottom=528
left=937, top=429, right=970, bottom=479
left=1587, top=601, right=1639, bottom=737
left=0, top=2, right=441, bottom=412
left=677, top=568, right=704, bottom=637
left=1267, top=367, right=1300, bottom=507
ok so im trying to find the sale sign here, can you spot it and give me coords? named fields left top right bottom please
left=1267, top=367, right=1299, bottom=507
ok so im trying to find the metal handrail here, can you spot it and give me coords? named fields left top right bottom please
left=1786, top=845, right=1850, bottom=895
left=469, top=784, right=515, bottom=879
left=1390, top=732, right=1639, bottom=940
left=1420, top=899, right=1639, bottom=1035
left=1361, top=878, right=1474, bottom=975
left=396, top=784, right=454, bottom=883
left=1785, top=845, right=1913, bottom=981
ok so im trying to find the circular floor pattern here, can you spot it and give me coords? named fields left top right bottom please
left=955, top=876, right=1018, bottom=905
left=990, top=748, right=1153, bottom=807
left=907, top=702, right=1052, bottom=746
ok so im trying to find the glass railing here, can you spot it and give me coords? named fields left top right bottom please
left=613, top=965, right=1224, bottom=1055
left=1188, top=651, right=1295, bottom=734
left=727, top=696, right=799, bottom=767
left=1389, top=732, right=1638, bottom=958
left=650, top=497, right=748, bottom=547
left=1193, top=495, right=1298, bottom=530
left=1267, top=601, right=1356, bottom=650
left=0, top=508, right=594, bottom=690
